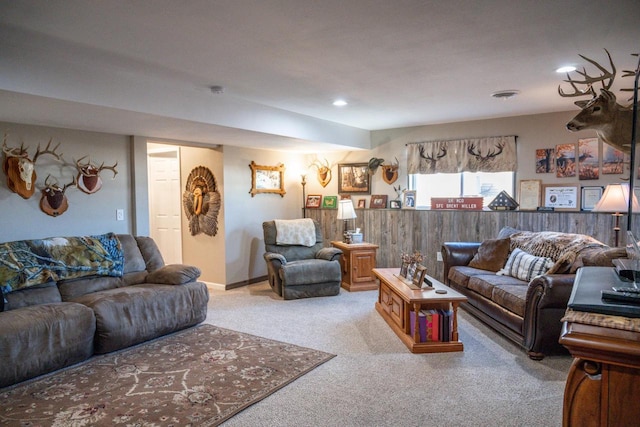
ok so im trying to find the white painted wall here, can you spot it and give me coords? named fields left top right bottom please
left=222, top=146, right=307, bottom=285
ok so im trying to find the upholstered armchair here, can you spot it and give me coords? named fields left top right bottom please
left=262, top=219, right=343, bottom=300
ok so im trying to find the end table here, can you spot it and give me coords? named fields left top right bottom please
left=330, top=241, right=378, bottom=291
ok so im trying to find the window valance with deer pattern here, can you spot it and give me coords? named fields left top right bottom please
left=406, top=135, right=517, bottom=174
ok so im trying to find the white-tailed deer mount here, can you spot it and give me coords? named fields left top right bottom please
left=309, top=158, right=332, bottom=188
left=75, top=156, right=118, bottom=194
left=2, top=136, right=63, bottom=199
left=40, top=175, right=76, bottom=217
left=559, top=49, right=639, bottom=154
left=381, top=157, right=400, bottom=184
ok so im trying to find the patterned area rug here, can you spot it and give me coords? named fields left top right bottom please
left=0, top=325, right=335, bottom=426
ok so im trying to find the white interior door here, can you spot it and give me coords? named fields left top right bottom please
left=148, top=145, right=183, bottom=264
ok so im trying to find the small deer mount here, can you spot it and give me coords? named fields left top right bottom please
left=381, top=157, right=400, bottom=184
left=74, top=156, right=118, bottom=194
left=309, top=158, right=332, bottom=188
left=2, top=136, right=63, bottom=199
left=40, top=175, right=76, bottom=217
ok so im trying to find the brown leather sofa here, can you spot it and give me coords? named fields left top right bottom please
left=441, top=228, right=622, bottom=360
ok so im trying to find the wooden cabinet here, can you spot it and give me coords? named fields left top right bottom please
left=331, top=241, right=378, bottom=291
left=560, top=269, right=640, bottom=427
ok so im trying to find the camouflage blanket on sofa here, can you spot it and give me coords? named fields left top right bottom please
left=0, top=232, right=124, bottom=294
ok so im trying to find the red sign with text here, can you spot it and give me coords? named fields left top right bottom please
left=430, top=197, right=484, bottom=210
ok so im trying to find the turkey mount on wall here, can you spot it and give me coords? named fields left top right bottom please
left=183, top=165, right=221, bottom=237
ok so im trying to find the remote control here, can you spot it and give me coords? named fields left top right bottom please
left=602, top=290, right=640, bottom=305
left=612, top=287, right=640, bottom=294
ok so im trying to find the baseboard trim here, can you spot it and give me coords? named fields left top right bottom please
left=225, top=275, right=268, bottom=290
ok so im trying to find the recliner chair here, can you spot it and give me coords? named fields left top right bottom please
left=263, top=219, right=342, bottom=299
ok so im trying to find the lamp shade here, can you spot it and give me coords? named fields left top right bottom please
left=337, top=199, right=357, bottom=220
left=592, top=183, right=640, bottom=213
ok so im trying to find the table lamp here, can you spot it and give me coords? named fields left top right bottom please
left=337, top=199, right=357, bottom=242
left=593, top=183, right=640, bottom=247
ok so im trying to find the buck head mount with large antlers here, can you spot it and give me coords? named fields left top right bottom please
left=2, top=135, right=63, bottom=199
left=559, top=49, right=639, bottom=154
left=75, top=156, right=118, bottom=194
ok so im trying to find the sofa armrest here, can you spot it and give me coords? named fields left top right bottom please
left=316, top=247, right=342, bottom=262
left=264, top=252, right=286, bottom=266
left=523, top=274, right=576, bottom=358
left=441, top=242, right=481, bottom=284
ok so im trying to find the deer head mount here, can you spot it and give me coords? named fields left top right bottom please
left=559, top=49, right=639, bottom=154
left=381, top=157, right=400, bottom=184
left=40, top=175, right=76, bottom=217
left=75, top=156, right=118, bottom=194
left=2, top=136, right=63, bottom=199
left=309, top=158, right=332, bottom=188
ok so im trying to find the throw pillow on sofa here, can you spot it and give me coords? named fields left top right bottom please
left=468, top=237, right=511, bottom=272
left=497, top=248, right=554, bottom=282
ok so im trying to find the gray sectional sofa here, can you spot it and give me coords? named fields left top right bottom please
left=0, top=233, right=209, bottom=388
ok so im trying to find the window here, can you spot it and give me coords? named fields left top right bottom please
left=410, top=171, right=515, bottom=208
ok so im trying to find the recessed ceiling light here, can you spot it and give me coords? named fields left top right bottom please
left=332, top=99, right=348, bottom=107
left=556, top=66, right=576, bottom=73
left=491, top=90, right=520, bottom=100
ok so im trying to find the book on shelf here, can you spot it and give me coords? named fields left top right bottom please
left=424, top=309, right=440, bottom=342
left=410, top=310, right=427, bottom=342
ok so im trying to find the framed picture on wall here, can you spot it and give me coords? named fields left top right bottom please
left=305, top=195, right=322, bottom=208
left=370, top=195, right=387, bottom=209
left=581, top=186, right=604, bottom=211
left=543, top=184, right=579, bottom=211
left=518, top=179, right=542, bottom=210
left=321, top=196, right=338, bottom=209
left=338, top=163, right=371, bottom=194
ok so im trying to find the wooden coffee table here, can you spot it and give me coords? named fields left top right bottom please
left=373, top=267, right=467, bottom=353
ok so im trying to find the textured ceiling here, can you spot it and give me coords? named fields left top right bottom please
left=0, top=0, right=639, bottom=151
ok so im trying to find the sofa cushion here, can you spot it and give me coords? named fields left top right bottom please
left=468, top=237, right=511, bottom=272
left=448, top=266, right=488, bottom=288
left=491, top=283, right=528, bottom=317
left=580, top=246, right=628, bottom=268
left=3, top=282, right=62, bottom=311
left=134, top=236, right=165, bottom=272
left=499, top=248, right=554, bottom=282
left=72, top=282, right=209, bottom=354
left=279, top=259, right=341, bottom=286
left=146, top=264, right=201, bottom=285
left=0, top=302, right=95, bottom=388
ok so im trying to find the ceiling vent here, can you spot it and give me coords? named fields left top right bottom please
left=491, top=90, right=520, bottom=100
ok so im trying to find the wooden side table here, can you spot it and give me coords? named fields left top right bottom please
left=330, top=241, right=378, bottom=291
left=560, top=267, right=640, bottom=427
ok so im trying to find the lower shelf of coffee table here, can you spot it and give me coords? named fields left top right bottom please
left=375, top=303, right=464, bottom=353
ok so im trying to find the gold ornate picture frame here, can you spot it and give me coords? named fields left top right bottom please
left=249, top=161, right=285, bottom=197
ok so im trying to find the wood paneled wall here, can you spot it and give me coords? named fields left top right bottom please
left=305, top=209, right=639, bottom=282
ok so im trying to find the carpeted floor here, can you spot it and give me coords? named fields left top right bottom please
left=0, top=324, right=335, bottom=426
left=205, top=282, right=573, bottom=427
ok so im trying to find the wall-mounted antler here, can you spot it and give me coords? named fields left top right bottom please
left=75, top=156, right=118, bottom=194
left=309, top=157, right=332, bottom=188
left=381, top=157, right=400, bottom=184
left=558, top=49, right=616, bottom=98
left=40, top=174, right=77, bottom=217
left=2, top=136, right=63, bottom=199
